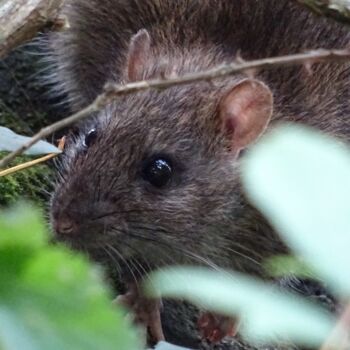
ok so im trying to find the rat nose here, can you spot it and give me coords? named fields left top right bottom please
left=54, top=217, right=77, bottom=235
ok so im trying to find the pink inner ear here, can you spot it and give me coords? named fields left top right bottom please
left=126, top=29, right=151, bottom=82
left=220, top=79, right=273, bottom=153
left=225, top=116, right=238, bottom=135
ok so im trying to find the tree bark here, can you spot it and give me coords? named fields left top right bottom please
left=0, top=0, right=65, bottom=58
left=297, top=0, right=350, bottom=24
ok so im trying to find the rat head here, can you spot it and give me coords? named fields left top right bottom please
left=50, top=30, right=273, bottom=274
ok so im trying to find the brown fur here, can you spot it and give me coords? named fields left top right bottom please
left=50, top=0, right=350, bottom=288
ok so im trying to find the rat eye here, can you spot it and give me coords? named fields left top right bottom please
left=142, top=157, right=173, bottom=188
left=83, top=128, right=97, bottom=148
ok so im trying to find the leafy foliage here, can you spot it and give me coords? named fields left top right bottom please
left=243, top=125, right=350, bottom=296
left=263, top=255, right=317, bottom=279
left=0, top=205, right=141, bottom=350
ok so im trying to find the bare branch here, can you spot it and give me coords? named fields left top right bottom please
left=0, top=0, right=65, bottom=58
left=297, top=0, right=350, bottom=25
left=1, top=48, right=350, bottom=169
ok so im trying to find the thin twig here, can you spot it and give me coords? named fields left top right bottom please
left=0, top=137, right=65, bottom=177
left=0, top=152, right=57, bottom=177
left=297, top=0, right=350, bottom=25
left=1, top=48, right=350, bottom=169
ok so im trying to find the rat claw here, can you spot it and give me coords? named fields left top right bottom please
left=198, top=312, right=210, bottom=328
left=148, top=302, right=165, bottom=342
left=113, top=284, right=165, bottom=343
left=209, top=329, right=221, bottom=343
left=198, top=312, right=239, bottom=343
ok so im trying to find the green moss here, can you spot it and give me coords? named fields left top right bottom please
left=0, top=107, right=33, bottom=135
left=0, top=153, right=54, bottom=208
left=0, top=46, right=64, bottom=209
left=0, top=100, right=55, bottom=208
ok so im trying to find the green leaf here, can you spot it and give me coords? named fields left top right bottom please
left=0, top=205, right=47, bottom=277
left=264, top=255, right=317, bottom=279
left=0, top=204, right=47, bottom=250
left=146, top=267, right=334, bottom=347
left=242, top=125, right=350, bottom=295
left=0, top=205, right=141, bottom=350
left=0, top=127, right=61, bottom=155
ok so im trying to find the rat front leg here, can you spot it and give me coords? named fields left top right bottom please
left=198, top=312, right=239, bottom=343
left=115, top=282, right=165, bottom=343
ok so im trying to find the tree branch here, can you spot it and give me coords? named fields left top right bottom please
left=1, top=48, right=350, bottom=169
left=0, top=0, right=65, bottom=58
left=297, top=0, right=350, bottom=25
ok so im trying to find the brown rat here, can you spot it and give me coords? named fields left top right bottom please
left=48, top=0, right=350, bottom=346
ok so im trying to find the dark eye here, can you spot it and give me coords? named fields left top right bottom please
left=142, top=157, right=173, bottom=188
left=84, top=128, right=97, bottom=148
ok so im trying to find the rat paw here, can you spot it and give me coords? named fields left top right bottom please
left=198, top=312, right=238, bottom=343
left=114, top=283, right=165, bottom=342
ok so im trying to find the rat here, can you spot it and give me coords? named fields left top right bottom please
left=48, top=0, right=350, bottom=346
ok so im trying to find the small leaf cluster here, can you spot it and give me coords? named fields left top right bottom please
left=0, top=205, right=141, bottom=350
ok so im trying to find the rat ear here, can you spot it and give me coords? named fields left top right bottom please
left=126, top=29, right=151, bottom=82
left=219, top=79, right=273, bottom=154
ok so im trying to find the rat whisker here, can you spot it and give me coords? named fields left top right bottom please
left=127, top=256, right=145, bottom=281
left=226, top=245, right=262, bottom=268
left=107, top=244, right=139, bottom=286
left=115, top=224, right=227, bottom=272
left=91, top=208, right=162, bottom=221
left=109, top=225, right=192, bottom=266
left=102, top=244, right=122, bottom=281
left=130, top=223, right=263, bottom=271
left=124, top=224, right=221, bottom=267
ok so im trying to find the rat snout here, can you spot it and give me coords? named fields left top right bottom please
left=53, top=215, right=79, bottom=236
left=51, top=183, right=96, bottom=239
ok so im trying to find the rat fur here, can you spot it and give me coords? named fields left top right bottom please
left=50, top=0, right=350, bottom=272
left=48, top=0, right=350, bottom=346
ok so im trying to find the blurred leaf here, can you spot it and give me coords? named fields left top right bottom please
left=264, top=255, right=317, bottom=279
left=0, top=204, right=46, bottom=249
left=242, top=125, right=350, bottom=295
left=0, top=127, right=61, bottom=155
left=146, top=267, right=334, bottom=347
left=0, top=205, right=46, bottom=277
left=154, top=341, right=193, bottom=350
left=0, top=205, right=141, bottom=350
